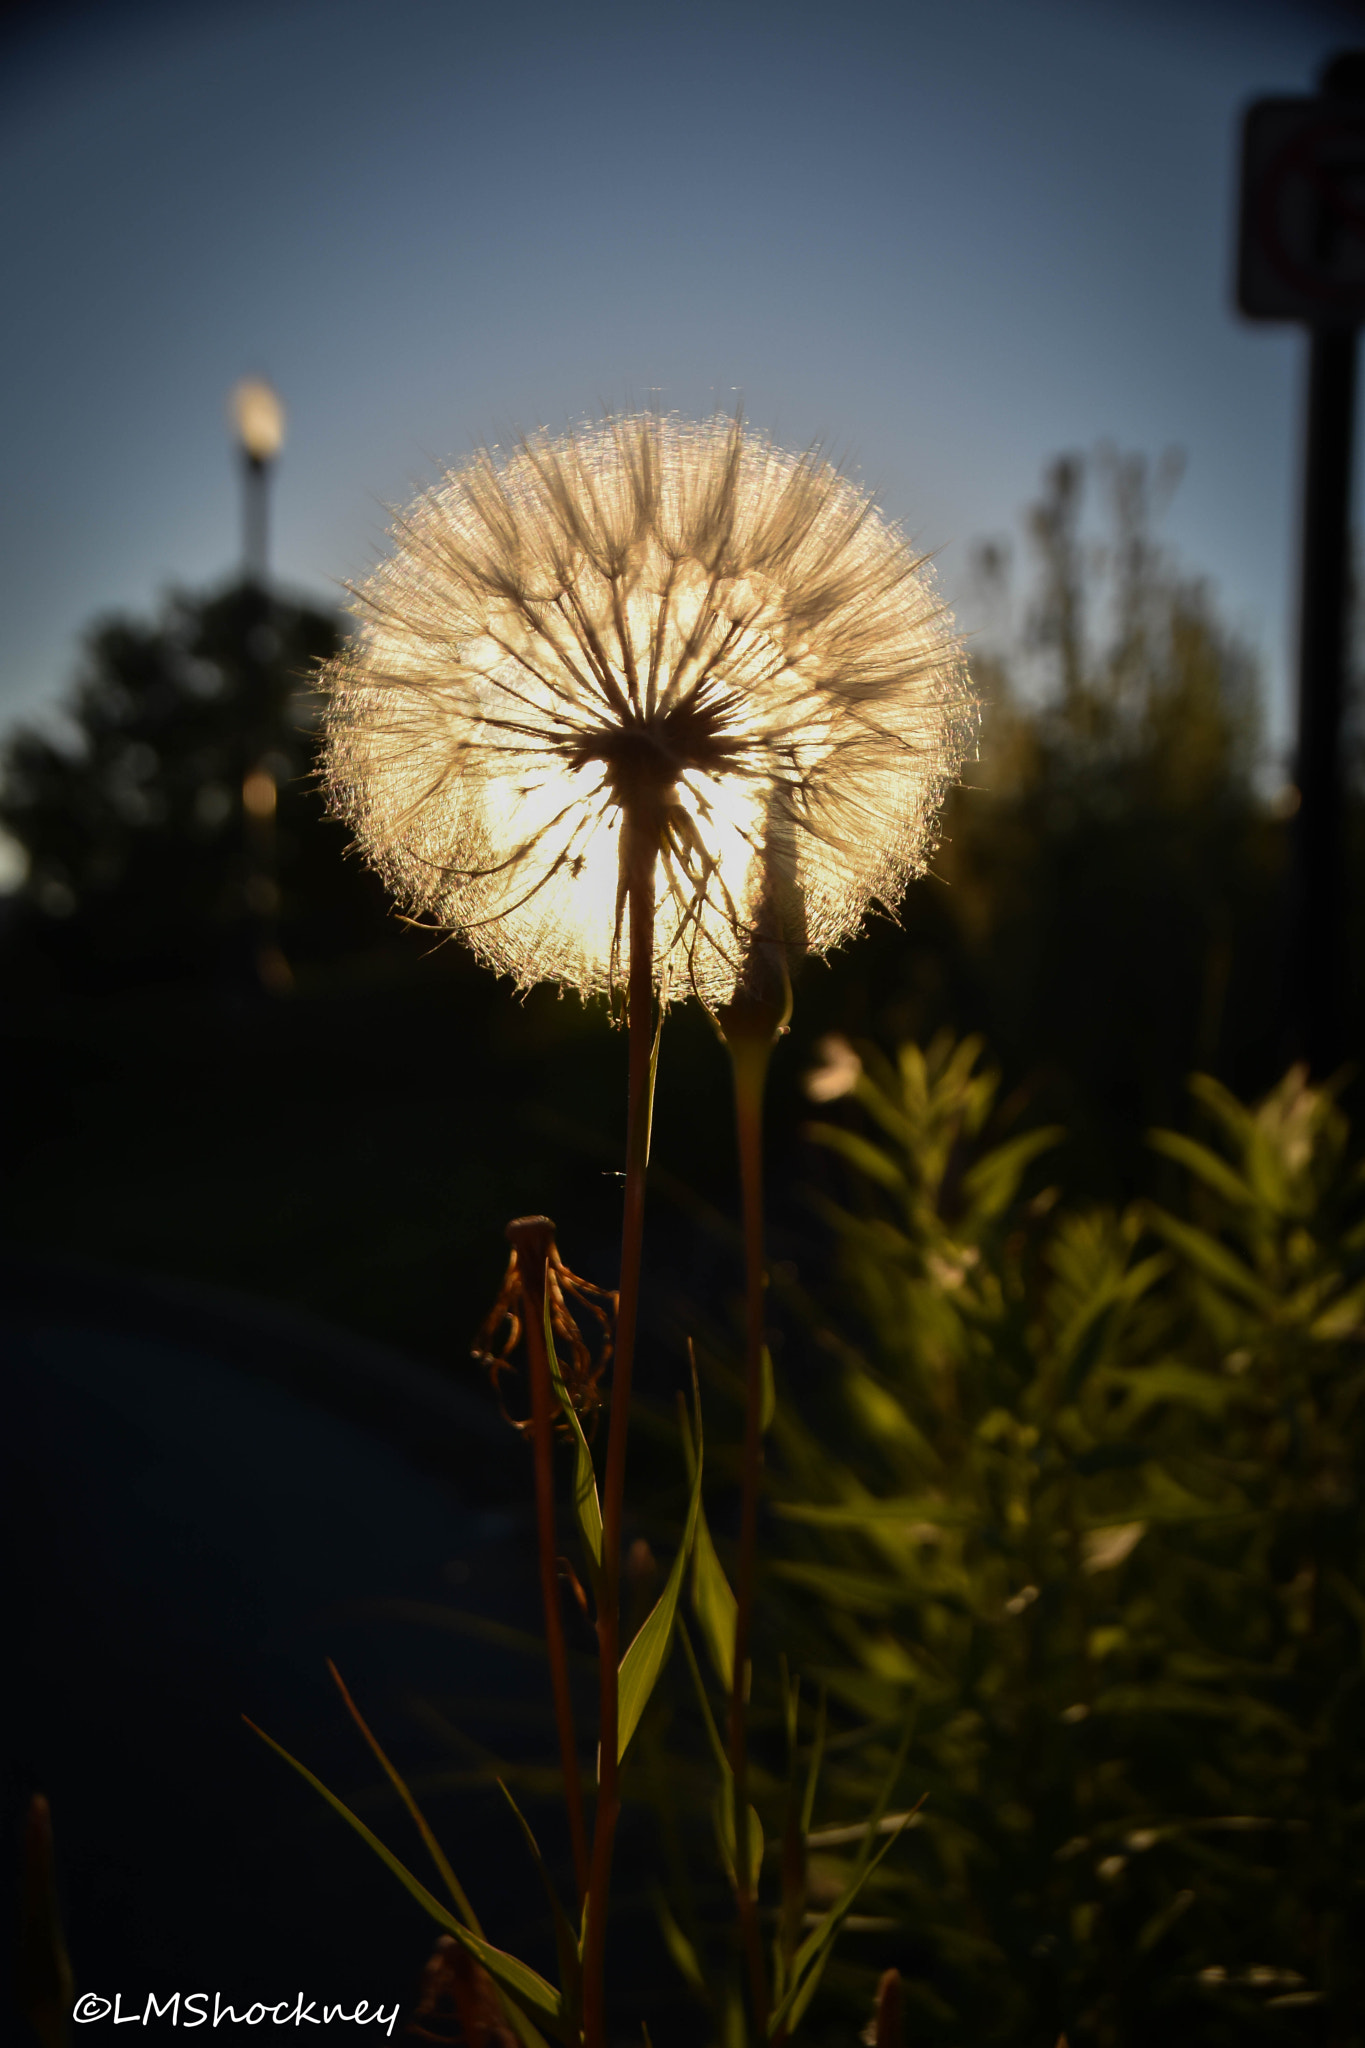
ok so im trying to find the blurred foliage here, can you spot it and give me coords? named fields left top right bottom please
left=806, top=446, right=1314, bottom=1197
left=758, top=1032, right=1364, bottom=2046
left=0, top=581, right=395, bottom=993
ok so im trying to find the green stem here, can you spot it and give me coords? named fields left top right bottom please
left=509, top=1217, right=591, bottom=1909
left=725, top=1028, right=774, bottom=2037
left=582, top=806, right=657, bottom=2048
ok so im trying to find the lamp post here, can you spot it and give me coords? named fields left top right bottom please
left=231, top=378, right=285, bottom=586
left=228, top=378, right=290, bottom=994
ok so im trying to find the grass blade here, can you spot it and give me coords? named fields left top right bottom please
left=495, top=1780, right=582, bottom=2018
left=769, top=1723, right=920, bottom=2039
left=244, top=1718, right=565, bottom=2040
left=769, top=1801, right=922, bottom=2039
left=678, top=1618, right=730, bottom=1781
left=799, top=1690, right=826, bottom=1841
left=326, top=1660, right=481, bottom=1933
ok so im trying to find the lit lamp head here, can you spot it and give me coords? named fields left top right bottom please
left=231, top=378, right=285, bottom=471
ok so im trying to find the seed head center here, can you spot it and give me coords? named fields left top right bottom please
left=567, top=696, right=744, bottom=812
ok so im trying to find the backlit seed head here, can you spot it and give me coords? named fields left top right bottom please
left=320, top=413, right=975, bottom=1006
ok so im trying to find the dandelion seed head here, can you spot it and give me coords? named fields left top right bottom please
left=321, top=413, right=975, bottom=1005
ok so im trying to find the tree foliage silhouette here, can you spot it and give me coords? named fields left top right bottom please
left=0, top=582, right=402, bottom=994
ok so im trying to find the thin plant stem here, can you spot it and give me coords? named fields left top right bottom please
left=726, top=1029, right=775, bottom=2037
left=582, top=804, right=657, bottom=2048
left=508, top=1217, right=591, bottom=1908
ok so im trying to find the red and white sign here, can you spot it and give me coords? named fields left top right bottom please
left=1238, top=96, right=1365, bottom=325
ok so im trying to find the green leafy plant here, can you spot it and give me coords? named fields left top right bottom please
left=769, top=1032, right=1365, bottom=2044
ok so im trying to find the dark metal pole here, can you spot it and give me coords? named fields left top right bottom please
left=237, top=447, right=285, bottom=993
left=242, top=450, right=269, bottom=587
left=1289, top=326, right=1356, bottom=1074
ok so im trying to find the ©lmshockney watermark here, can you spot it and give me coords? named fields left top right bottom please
left=72, top=1992, right=399, bottom=2031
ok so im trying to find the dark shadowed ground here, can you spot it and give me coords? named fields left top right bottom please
left=4, top=1251, right=584, bottom=2035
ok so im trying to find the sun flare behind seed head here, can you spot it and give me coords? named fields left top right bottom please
left=320, top=413, right=976, bottom=1006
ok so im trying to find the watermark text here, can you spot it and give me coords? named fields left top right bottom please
left=72, top=1992, right=399, bottom=2031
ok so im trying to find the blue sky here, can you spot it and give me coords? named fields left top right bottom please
left=0, top=0, right=1358, bottom=767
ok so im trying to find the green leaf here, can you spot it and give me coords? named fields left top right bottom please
left=767, top=1727, right=919, bottom=2038
left=770, top=1561, right=899, bottom=1615
left=769, top=1800, right=921, bottom=2038
left=1148, top=1129, right=1255, bottom=1209
left=775, top=1496, right=970, bottom=1530
left=712, top=1783, right=765, bottom=1891
left=495, top=1781, right=582, bottom=2018
left=842, top=1369, right=941, bottom=1473
left=805, top=1123, right=907, bottom=1192
left=1144, top=1207, right=1269, bottom=1307
left=720, top=1986, right=748, bottom=2048
left=678, top=1619, right=732, bottom=1780
left=1090, top=1683, right=1303, bottom=1738
left=652, top=1890, right=709, bottom=2002
left=800, top=1691, right=827, bottom=1839
left=678, top=1623, right=765, bottom=1901
left=1311, top=1279, right=1365, bottom=1339
left=678, top=1393, right=737, bottom=1693
left=1103, top=1362, right=1239, bottom=1420
left=690, top=1501, right=737, bottom=1694
left=781, top=1660, right=797, bottom=1757
left=1061, top=1299, right=1119, bottom=1399
left=849, top=1070, right=917, bottom=1152
left=244, top=1719, right=564, bottom=2040
left=545, top=1290, right=603, bottom=1575
left=617, top=1388, right=704, bottom=1761
left=960, top=1126, right=1063, bottom=1219
left=1187, top=1072, right=1257, bottom=1151
left=761, top=1344, right=776, bottom=1433
left=1136, top=1886, right=1195, bottom=1955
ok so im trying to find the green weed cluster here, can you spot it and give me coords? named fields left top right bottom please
left=767, top=1036, right=1365, bottom=2043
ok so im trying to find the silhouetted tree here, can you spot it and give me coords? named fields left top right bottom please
left=0, top=583, right=400, bottom=995
left=807, top=448, right=1303, bottom=1194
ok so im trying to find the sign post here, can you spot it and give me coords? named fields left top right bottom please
left=1238, top=53, right=1365, bottom=1073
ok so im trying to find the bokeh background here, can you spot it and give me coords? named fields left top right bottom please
left=4, top=0, right=1364, bottom=2042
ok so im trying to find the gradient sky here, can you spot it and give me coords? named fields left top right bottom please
left=1, top=0, right=1360, bottom=769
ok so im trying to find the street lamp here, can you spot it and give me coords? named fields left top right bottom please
left=228, top=377, right=289, bottom=993
left=230, top=378, right=285, bottom=586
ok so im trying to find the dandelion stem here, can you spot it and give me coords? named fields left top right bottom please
left=507, top=1217, right=591, bottom=1909
left=717, top=909, right=790, bottom=2039
left=583, top=802, right=658, bottom=2048
left=725, top=1026, right=775, bottom=2037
